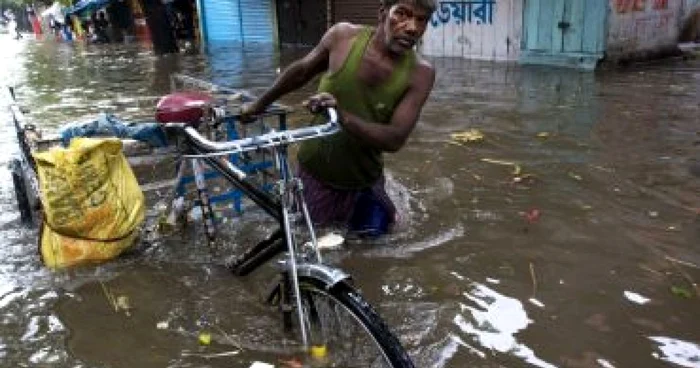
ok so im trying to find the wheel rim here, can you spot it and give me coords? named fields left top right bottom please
left=298, top=284, right=394, bottom=368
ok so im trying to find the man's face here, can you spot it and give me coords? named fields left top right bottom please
left=380, top=2, right=431, bottom=56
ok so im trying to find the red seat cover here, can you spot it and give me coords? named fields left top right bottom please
left=155, top=92, right=213, bottom=124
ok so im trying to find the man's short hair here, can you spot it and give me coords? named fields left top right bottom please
left=380, top=0, right=437, bottom=14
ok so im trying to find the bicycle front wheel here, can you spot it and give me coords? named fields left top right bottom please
left=295, top=276, right=414, bottom=368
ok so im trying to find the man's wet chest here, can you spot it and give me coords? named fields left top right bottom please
left=356, top=56, right=396, bottom=88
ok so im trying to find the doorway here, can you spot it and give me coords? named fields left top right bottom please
left=520, top=0, right=607, bottom=69
left=276, top=0, right=327, bottom=46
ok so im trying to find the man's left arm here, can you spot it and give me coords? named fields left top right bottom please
left=340, top=62, right=436, bottom=152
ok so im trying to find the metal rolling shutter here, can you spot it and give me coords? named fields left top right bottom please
left=333, top=0, right=377, bottom=25
left=240, top=0, right=275, bottom=43
left=202, top=0, right=242, bottom=41
left=202, top=0, right=275, bottom=43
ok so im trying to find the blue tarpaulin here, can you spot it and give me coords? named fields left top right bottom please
left=59, top=113, right=169, bottom=148
left=65, top=0, right=112, bottom=16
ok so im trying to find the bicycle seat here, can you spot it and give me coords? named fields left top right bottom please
left=155, top=92, right=213, bottom=125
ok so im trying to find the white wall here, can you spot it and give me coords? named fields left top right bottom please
left=421, top=0, right=523, bottom=61
left=607, top=0, right=685, bottom=58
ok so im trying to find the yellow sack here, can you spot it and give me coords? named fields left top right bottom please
left=33, top=138, right=145, bottom=268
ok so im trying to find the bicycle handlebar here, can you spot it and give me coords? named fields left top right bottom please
left=165, top=108, right=340, bottom=156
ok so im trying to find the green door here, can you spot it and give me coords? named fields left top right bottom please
left=521, top=0, right=607, bottom=69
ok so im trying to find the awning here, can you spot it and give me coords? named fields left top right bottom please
left=65, top=0, right=113, bottom=16
left=41, top=2, right=65, bottom=23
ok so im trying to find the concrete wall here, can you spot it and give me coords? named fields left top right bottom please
left=606, top=0, right=685, bottom=61
left=421, top=0, right=523, bottom=61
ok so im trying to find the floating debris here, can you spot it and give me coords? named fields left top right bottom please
left=249, top=362, right=275, bottom=368
left=198, top=332, right=212, bottom=346
left=623, top=291, right=651, bottom=305
left=670, top=286, right=693, bottom=299
left=568, top=172, right=583, bottom=181
left=451, top=129, right=485, bottom=144
left=529, top=298, right=545, bottom=308
left=524, top=209, right=542, bottom=224
left=316, top=232, right=345, bottom=249
left=481, top=158, right=522, bottom=175
left=156, top=321, right=169, bottom=330
left=115, top=296, right=132, bottom=317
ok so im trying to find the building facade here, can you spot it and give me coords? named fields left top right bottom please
left=421, top=0, right=523, bottom=61
left=192, top=0, right=696, bottom=69
left=423, top=0, right=695, bottom=69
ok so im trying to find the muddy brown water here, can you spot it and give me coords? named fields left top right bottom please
left=0, top=36, right=699, bottom=368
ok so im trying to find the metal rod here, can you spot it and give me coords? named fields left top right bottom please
left=281, top=187, right=309, bottom=348
left=296, top=179, right=321, bottom=263
left=179, top=117, right=339, bottom=157
left=191, top=159, right=217, bottom=245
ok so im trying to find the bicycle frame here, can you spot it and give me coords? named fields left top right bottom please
left=163, top=108, right=349, bottom=348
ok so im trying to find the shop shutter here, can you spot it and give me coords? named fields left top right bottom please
left=201, top=0, right=275, bottom=43
left=202, top=0, right=242, bottom=41
left=240, top=0, right=275, bottom=43
left=333, top=0, right=377, bottom=25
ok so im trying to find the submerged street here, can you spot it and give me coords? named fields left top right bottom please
left=0, top=36, right=699, bottom=367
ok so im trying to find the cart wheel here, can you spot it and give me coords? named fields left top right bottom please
left=10, top=158, right=33, bottom=226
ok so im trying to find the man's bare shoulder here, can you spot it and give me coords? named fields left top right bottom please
left=414, top=54, right=436, bottom=79
left=326, top=22, right=366, bottom=44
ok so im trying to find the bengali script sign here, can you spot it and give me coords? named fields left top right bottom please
left=430, top=0, right=496, bottom=27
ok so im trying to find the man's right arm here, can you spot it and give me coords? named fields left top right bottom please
left=247, top=24, right=342, bottom=113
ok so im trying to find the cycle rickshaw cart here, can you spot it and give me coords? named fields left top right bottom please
left=8, top=75, right=415, bottom=367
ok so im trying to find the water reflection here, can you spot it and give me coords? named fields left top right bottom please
left=452, top=273, right=556, bottom=368
left=650, top=336, right=700, bottom=367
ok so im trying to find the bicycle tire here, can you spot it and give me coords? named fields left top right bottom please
left=295, top=276, right=414, bottom=368
left=10, top=158, right=33, bottom=226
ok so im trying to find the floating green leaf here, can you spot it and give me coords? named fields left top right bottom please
left=670, top=286, right=693, bottom=299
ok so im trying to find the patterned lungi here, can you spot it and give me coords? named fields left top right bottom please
left=297, top=166, right=396, bottom=229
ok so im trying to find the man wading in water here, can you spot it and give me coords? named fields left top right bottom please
left=242, top=0, right=436, bottom=237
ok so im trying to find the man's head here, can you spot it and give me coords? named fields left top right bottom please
left=378, top=0, right=436, bottom=56
left=380, top=0, right=437, bottom=12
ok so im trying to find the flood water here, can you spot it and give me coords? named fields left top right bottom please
left=1, top=35, right=699, bottom=368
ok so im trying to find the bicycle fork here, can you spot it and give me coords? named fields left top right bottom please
left=274, top=169, right=321, bottom=349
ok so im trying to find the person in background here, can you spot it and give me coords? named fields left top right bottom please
left=62, top=14, right=74, bottom=41
left=81, top=19, right=92, bottom=40
left=106, top=0, right=132, bottom=43
left=92, top=11, right=110, bottom=43
left=27, top=6, right=42, bottom=37
left=48, top=14, right=62, bottom=40
left=242, top=0, right=437, bottom=237
left=6, top=11, right=22, bottom=39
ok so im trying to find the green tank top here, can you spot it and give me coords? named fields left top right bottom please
left=297, top=27, right=416, bottom=189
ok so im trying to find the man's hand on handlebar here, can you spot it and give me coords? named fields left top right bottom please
left=239, top=101, right=265, bottom=124
left=303, top=92, right=337, bottom=114
left=240, top=93, right=338, bottom=124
